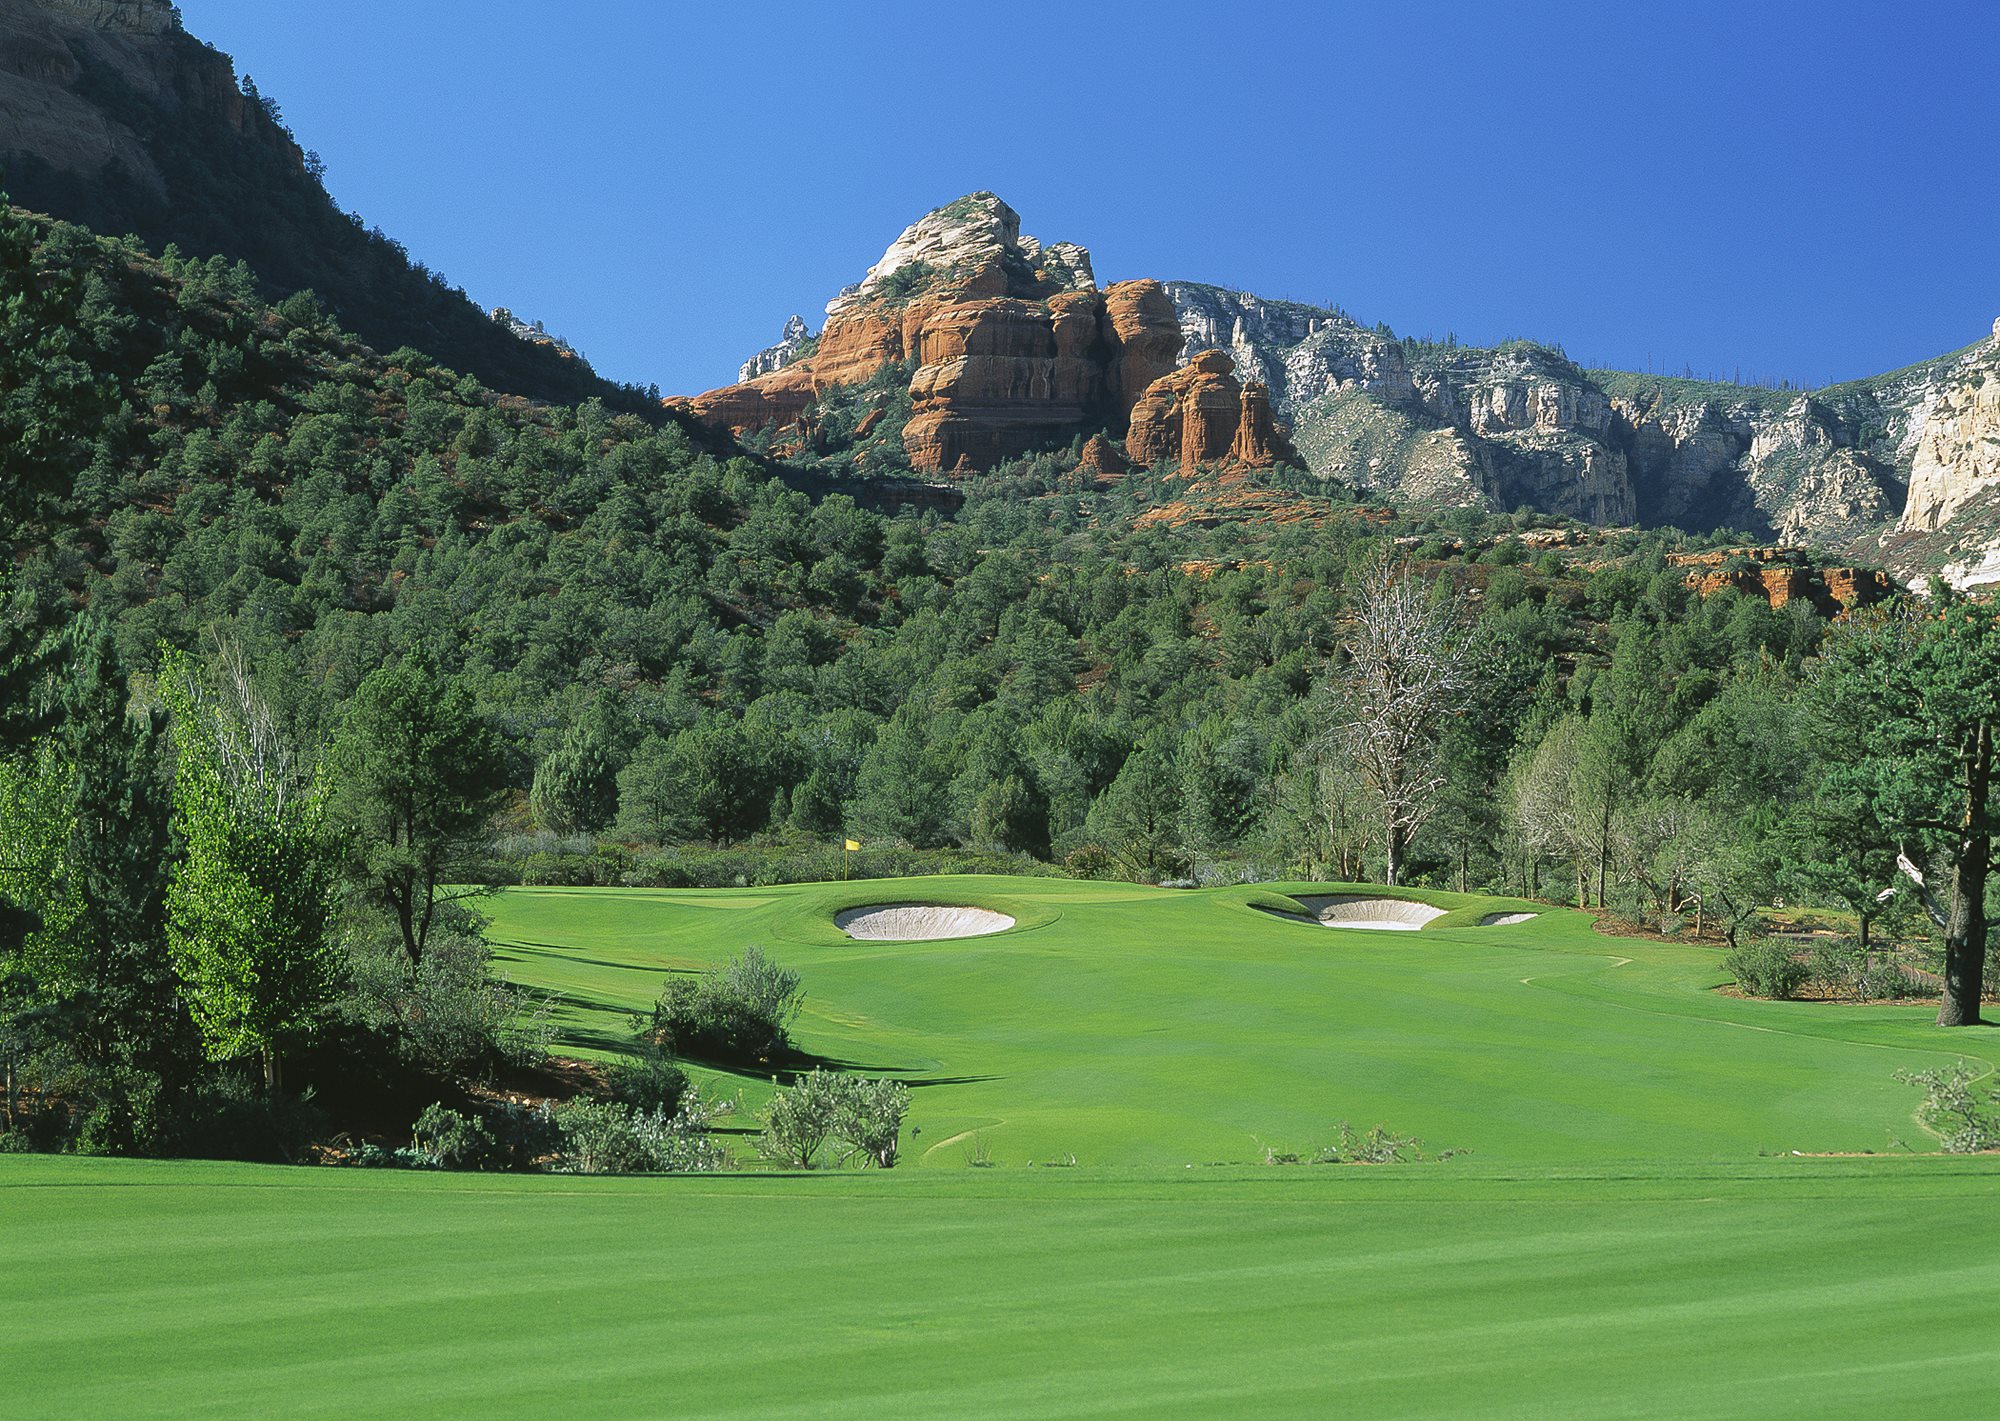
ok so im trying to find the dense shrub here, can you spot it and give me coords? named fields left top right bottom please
left=760, top=1069, right=910, bottom=1169
left=409, top=1103, right=499, bottom=1169
left=645, top=946, right=802, bottom=1065
left=1807, top=939, right=1923, bottom=1001
left=605, top=1049, right=690, bottom=1115
left=546, top=1091, right=729, bottom=1174
left=1726, top=940, right=1808, bottom=999
left=343, top=930, right=550, bottom=1076
left=168, top=1073, right=329, bottom=1163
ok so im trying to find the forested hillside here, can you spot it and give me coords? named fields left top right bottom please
left=0, top=201, right=1907, bottom=891
left=0, top=0, right=635, bottom=408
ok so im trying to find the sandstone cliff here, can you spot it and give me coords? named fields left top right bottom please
left=1126, top=351, right=1300, bottom=475
left=675, top=193, right=1182, bottom=473
left=1665, top=547, right=1893, bottom=616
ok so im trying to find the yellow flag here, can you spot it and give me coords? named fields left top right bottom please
left=843, top=838, right=861, bottom=851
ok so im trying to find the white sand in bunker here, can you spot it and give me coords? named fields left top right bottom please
left=1479, top=911, right=1539, bottom=926
left=833, top=903, right=1017, bottom=941
left=1270, top=895, right=1448, bottom=931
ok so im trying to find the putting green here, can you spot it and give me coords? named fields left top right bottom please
left=482, top=876, right=1990, bottom=1166
left=4, top=1155, right=1999, bottom=1419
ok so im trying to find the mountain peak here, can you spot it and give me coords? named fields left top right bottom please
left=826, top=191, right=1092, bottom=317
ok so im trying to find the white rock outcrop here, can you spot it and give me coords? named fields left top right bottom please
left=737, top=314, right=812, bottom=382
left=1900, top=335, right=2000, bottom=533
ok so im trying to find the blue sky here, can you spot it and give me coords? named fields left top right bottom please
left=179, top=0, right=1997, bottom=395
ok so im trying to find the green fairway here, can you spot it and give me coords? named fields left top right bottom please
left=6, top=1154, right=2000, bottom=1419
left=13, top=876, right=1999, bottom=1419
left=483, top=876, right=1991, bottom=1165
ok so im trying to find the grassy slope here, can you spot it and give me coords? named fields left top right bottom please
left=5, top=1155, right=1999, bottom=1418
left=483, top=876, right=1991, bottom=1166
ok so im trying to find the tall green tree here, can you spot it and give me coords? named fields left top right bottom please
left=50, top=623, right=189, bottom=1083
left=1812, top=602, right=2000, bottom=1026
left=529, top=702, right=622, bottom=835
left=1085, top=733, right=1184, bottom=882
left=328, top=654, right=508, bottom=971
left=161, top=651, right=341, bottom=1088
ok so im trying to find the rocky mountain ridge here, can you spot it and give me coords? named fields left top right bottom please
left=679, top=191, right=1996, bottom=585
left=1161, top=280, right=1996, bottom=586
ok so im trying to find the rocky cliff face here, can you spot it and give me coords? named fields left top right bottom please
left=1162, top=279, right=1999, bottom=570
left=1899, top=322, right=2000, bottom=532
left=675, top=193, right=1183, bottom=474
left=672, top=190, right=1999, bottom=580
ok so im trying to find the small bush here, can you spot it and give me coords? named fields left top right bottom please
left=548, top=1098, right=653, bottom=1174
left=760, top=1069, right=843, bottom=1168
left=645, top=946, right=802, bottom=1065
left=761, top=1069, right=909, bottom=1169
left=1896, top=1061, right=2000, bottom=1154
left=1726, top=939, right=1808, bottom=999
left=409, top=1103, right=498, bottom=1169
left=605, top=1049, right=690, bottom=1115
left=546, top=1088, right=730, bottom=1174
left=1264, top=1122, right=1446, bottom=1165
left=833, top=1077, right=910, bottom=1169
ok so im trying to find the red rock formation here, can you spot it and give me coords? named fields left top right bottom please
left=1127, top=350, right=1300, bottom=475
left=1231, top=381, right=1295, bottom=466
left=1674, top=548, right=1895, bottom=614
left=1078, top=434, right=1129, bottom=483
left=1101, top=280, right=1181, bottom=427
left=673, top=198, right=1189, bottom=474
left=668, top=364, right=816, bottom=434
left=812, top=309, right=907, bottom=390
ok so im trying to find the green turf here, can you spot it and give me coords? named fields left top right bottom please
left=482, top=876, right=1993, bottom=1166
left=12, top=875, right=1998, bottom=1417
left=6, top=1154, right=2000, bottom=1418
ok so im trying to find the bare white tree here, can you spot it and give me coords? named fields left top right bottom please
left=1330, top=550, right=1477, bottom=886
left=1506, top=716, right=1593, bottom=906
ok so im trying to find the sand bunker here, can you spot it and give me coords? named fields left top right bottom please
left=1274, top=895, right=1447, bottom=932
left=834, top=903, right=1016, bottom=941
left=1479, top=911, right=1539, bottom=927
